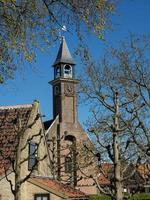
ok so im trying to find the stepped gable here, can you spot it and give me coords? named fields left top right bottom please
left=0, top=104, right=32, bottom=176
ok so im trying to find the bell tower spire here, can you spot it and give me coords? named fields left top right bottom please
left=53, top=36, right=75, bottom=66
left=53, top=36, right=75, bottom=80
left=50, top=37, right=78, bottom=123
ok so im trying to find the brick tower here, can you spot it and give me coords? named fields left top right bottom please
left=50, top=36, right=78, bottom=123
left=46, top=37, right=97, bottom=194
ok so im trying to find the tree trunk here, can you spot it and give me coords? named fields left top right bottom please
left=14, top=188, right=21, bottom=200
left=113, top=133, right=123, bottom=200
left=113, top=92, right=123, bottom=200
left=14, top=137, right=22, bottom=200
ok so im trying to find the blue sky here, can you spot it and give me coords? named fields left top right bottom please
left=0, top=0, right=150, bottom=127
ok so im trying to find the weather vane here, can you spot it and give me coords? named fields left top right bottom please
left=59, top=25, right=67, bottom=41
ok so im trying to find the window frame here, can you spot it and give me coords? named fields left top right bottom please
left=28, top=141, right=38, bottom=171
left=55, top=66, right=61, bottom=78
left=34, top=193, right=50, bottom=200
left=64, top=65, right=72, bottom=78
left=54, top=85, right=60, bottom=95
left=65, top=156, right=72, bottom=173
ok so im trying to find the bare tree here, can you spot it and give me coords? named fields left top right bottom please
left=78, top=34, right=150, bottom=199
left=47, top=134, right=80, bottom=187
left=110, top=34, right=150, bottom=161
left=0, top=0, right=116, bottom=83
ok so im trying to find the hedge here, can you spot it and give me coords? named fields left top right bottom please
left=89, top=194, right=111, bottom=200
left=129, top=193, right=150, bottom=200
left=90, top=193, right=150, bottom=200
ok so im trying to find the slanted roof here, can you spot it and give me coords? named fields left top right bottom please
left=137, top=164, right=150, bottom=179
left=98, top=163, right=112, bottom=186
left=53, top=36, right=75, bottom=66
left=0, top=104, right=32, bottom=176
left=30, top=176, right=88, bottom=199
left=98, top=163, right=149, bottom=186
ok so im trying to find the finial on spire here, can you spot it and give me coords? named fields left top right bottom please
left=62, top=35, right=65, bottom=41
left=59, top=25, right=67, bottom=42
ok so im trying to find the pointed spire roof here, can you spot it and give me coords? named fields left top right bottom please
left=53, top=36, right=75, bottom=66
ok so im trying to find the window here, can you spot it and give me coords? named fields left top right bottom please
left=64, top=65, right=72, bottom=78
left=64, top=135, right=77, bottom=186
left=35, top=194, right=49, bottom=200
left=65, top=156, right=72, bottom=173
left=55, top=66, right=60, bottom=78
left=54, top=85, right=59, bottom=95
left=28, top=141, right=38, bottom=171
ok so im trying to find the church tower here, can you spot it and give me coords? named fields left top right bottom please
left=49, top=36, right=79, bottom=123
left=46, top=37, right=97, bottom=193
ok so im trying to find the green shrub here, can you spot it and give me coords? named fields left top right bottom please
left=129, top=193, right=150, bottom=200
left=90, top=193, right=150, bottom=200
left=89, top=194, right=111, bottom=200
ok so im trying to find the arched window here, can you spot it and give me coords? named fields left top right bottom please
left=54, top=86, right=59, bottom=95
left=64, top=65, right=72, bottom=78
left=64, top=134, right=77, bottom=186
left=65, top=156, right=72, bottom=173
left=55, top=66, right=60, bottom=78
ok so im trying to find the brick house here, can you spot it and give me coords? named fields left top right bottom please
left=0, top=101, right=88, bottom=200
left=97, top=163, right=150, bottom=194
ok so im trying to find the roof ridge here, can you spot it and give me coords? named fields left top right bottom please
left=0, top=104, right=32, bottom=110
left=32, top=175, right=53, bottom=179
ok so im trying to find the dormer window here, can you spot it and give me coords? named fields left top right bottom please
left=64, top=65, right=72, bottom=78
left=55, top=66, right=60, bottom=78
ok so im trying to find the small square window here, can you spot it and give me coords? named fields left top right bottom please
left=34, top=194, right=49, bottom=200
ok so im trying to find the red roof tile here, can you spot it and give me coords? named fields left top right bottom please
left=97, top=163, right=112, bottom=186
left=0, top=104, right=32, bottom=176
left=31, top=176, right=88, bottom=199
left=98, top=163, right=150, bottom=186
left=98, top=175, right=110, bottom=186
left=137, top=164, right=150, bottom=178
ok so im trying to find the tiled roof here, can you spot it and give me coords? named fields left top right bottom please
left=137, top=164, right=150, bottom=178
left=98, top=175, right=110, bottom=186
left=98, top=163, right=150, bottom=186
left=98, top=163, right=112, bottom=186
left=0, top=104, right=32, bottom=176
left=78, top=177, right=95, bottom=186
left=31, top=176, right=88, bottom=199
